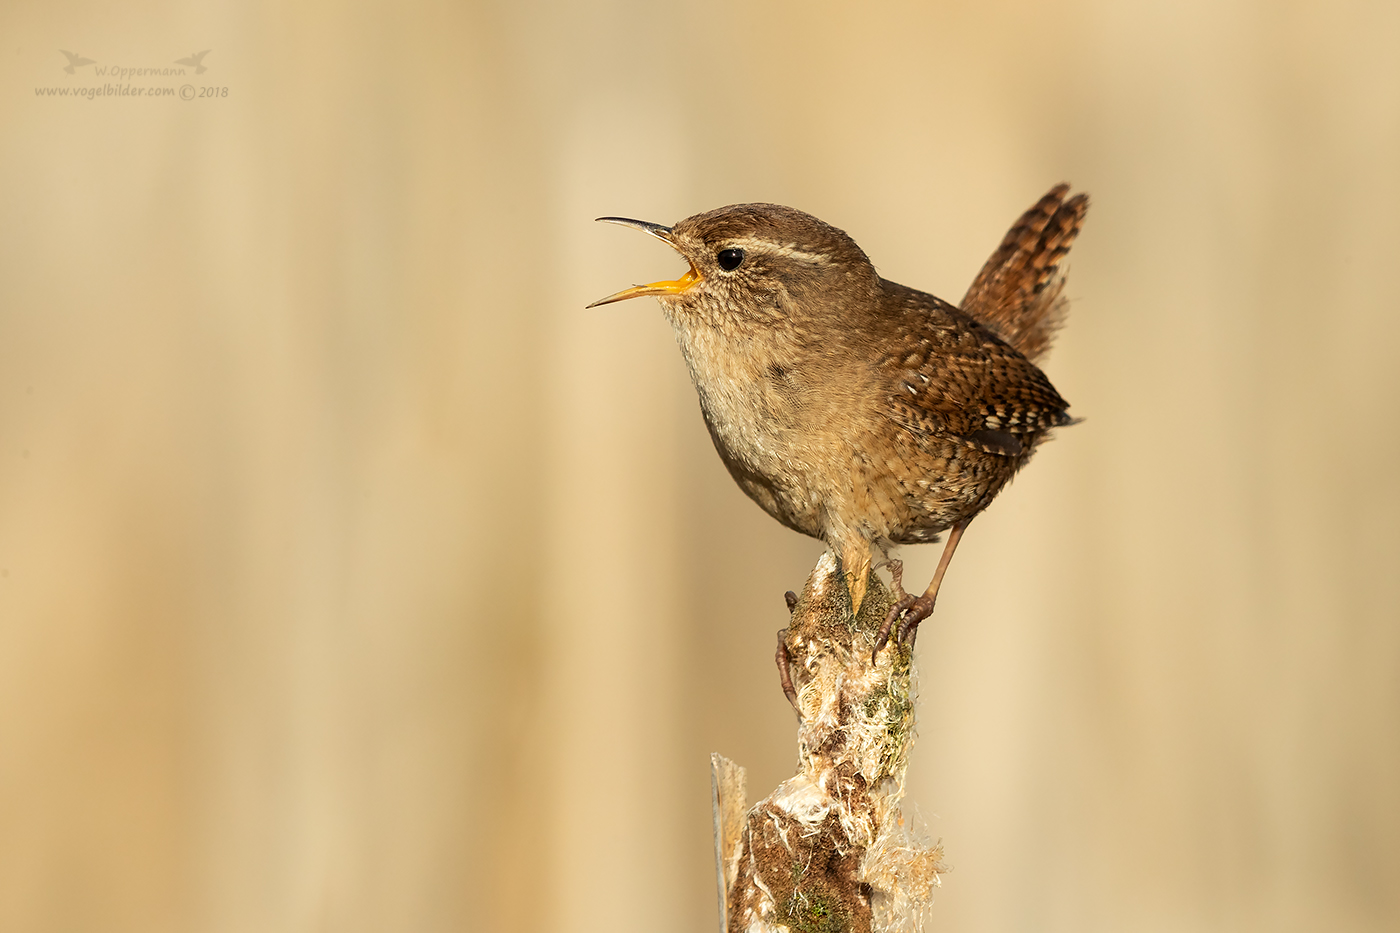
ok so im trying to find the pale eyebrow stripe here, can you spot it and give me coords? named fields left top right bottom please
left=725, top=236, right=831, bottom=265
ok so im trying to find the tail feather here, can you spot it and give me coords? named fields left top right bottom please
left=961, top=184, right=1089, bottom=364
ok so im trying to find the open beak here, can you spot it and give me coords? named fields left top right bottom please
left=586, top=217, right=701, bottom=308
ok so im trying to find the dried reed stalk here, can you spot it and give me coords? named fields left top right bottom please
left=713, top=552, right=944, bottom=933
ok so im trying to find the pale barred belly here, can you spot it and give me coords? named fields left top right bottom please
left=866, top=427, right=1027, bottom=545
left=695, top=384, right=830, bottom=540
left=674, top=325, right=998, bottom=547
left=698, top=370, right=1028, bottom=549
left=673, top=325, right=827, bottom=539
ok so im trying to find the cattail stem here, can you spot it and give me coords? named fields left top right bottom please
left=712, top=552, right=944, bottom=933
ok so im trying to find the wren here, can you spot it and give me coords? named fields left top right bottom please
left=588, top=185, right=1087, bottom=653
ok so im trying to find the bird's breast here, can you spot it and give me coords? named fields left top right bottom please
left=673, top=326, right=799, bottom=463
left=669, top=323, right=837, bottom=536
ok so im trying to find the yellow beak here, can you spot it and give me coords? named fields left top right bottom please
left=585, top=216, right=702, bottom=308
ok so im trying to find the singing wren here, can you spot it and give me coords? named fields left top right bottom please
left=588, top=185, right=1087, bottom=652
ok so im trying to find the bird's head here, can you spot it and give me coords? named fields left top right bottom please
left=587, top=203, right=878, bottom=336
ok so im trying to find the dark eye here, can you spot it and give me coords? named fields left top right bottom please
left=717, top=247, right=745, bottom=271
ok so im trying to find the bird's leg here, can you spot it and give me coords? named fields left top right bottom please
left=873, top=520, right=970, bottom=657
left=893, top=520, right=968, bottom=646
left=843, top=543, right=873, bottom=617
left=775, top=629, right=800, bottom=715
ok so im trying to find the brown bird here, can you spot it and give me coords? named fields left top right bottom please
left=588, top=185, right=1087, bottom=653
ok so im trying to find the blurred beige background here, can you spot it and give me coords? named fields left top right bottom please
left=1, top=1, right=1397, bottom=931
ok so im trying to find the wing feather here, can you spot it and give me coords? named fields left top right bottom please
left=876, top=283, right=1071, bottom=457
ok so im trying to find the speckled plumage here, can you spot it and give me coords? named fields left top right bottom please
left=590, top=185, right=1088, bottom=648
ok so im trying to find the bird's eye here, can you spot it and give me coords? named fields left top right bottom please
left=717, top=248, right=745, bottom=271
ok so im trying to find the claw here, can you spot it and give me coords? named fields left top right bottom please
left=872, top=593, right=918, bottom=661
left=775, top=629, right=799, bottom=715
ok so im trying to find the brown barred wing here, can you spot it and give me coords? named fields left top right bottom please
left=876, top=284, right=1072, bottom=457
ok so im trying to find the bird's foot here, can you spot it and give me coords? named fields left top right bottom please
left=895, top=594, right=936, bottom=645
left=872, top=520, right=969, bottom=660
left=872, top=592, right=936, bottom=661
left=775, top=629, right=799, bottom=715
left=882, top=558, right=909, bottom=601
